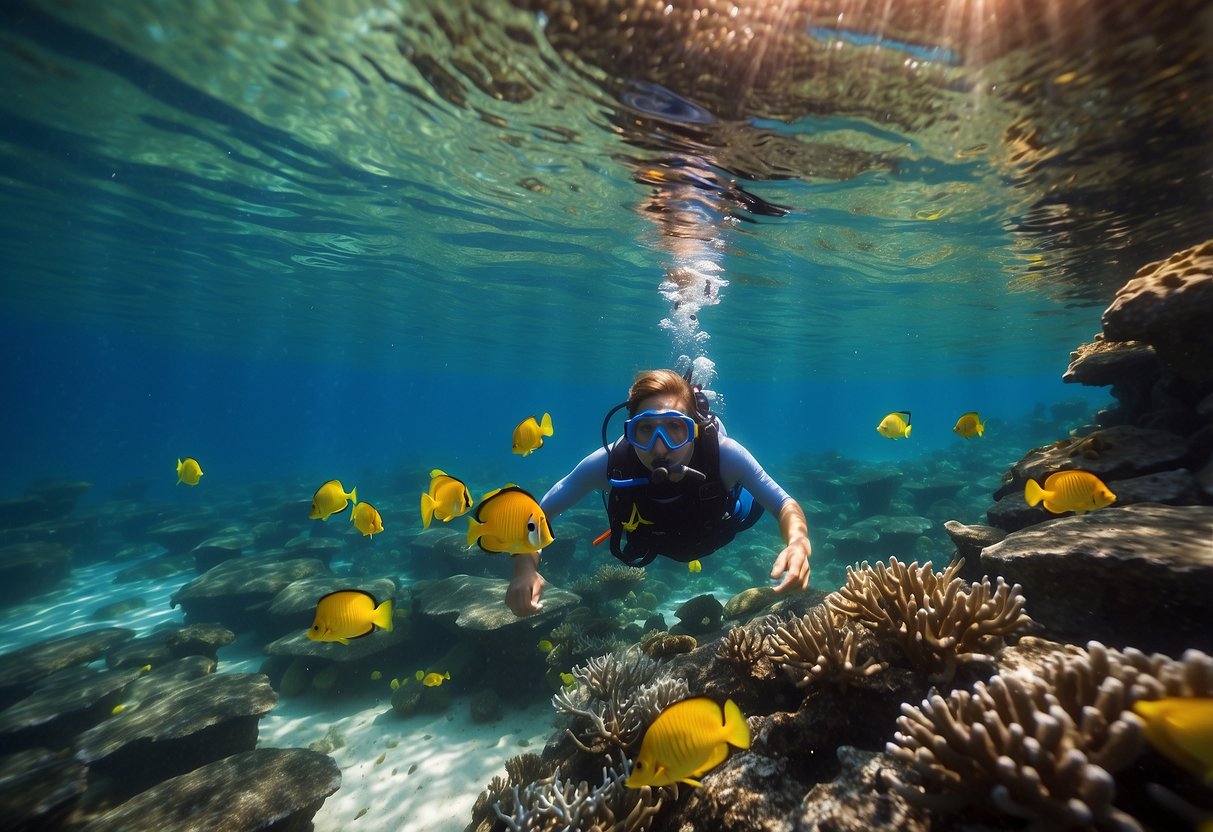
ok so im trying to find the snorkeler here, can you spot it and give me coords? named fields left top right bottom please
left=506, top=368, right=811, bottom=616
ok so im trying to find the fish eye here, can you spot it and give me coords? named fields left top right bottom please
left=635, top=761, right=644, bottom=770
left=527, top=520, right=536, bottom=532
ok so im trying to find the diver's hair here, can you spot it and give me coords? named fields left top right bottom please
left=627, top=369, right=696, bottom=417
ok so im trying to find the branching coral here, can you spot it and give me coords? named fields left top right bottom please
left=765, top=605, right=886, bottom=688
left=716, top=625, right=766, bottom=667
left=470, top=753, right=549, bottom=832
left=829, top=557, right=1031, bottom=683
left=885, top=642, right=1213, bottom=831
left=552, top=649, right=687, bottom=756
left=493, top=756, right=663, bottom=832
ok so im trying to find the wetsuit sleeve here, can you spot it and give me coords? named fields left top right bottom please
left=539, top=446, right=612, bottom=517
left=719, top=437, right=792, bottom=515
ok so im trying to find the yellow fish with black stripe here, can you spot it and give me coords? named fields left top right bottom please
left=1024, top=470, right=1116, bottom=515
left=512, top=413, right=553, bottom=456
left=467, top=484, right=554, bottom=555
left=625, top=697, right=750, bottom=788
left=420, top=469, right=473, bottom=529
left=953, top=411, right=985, bottom=439
left=307, top=589, right=393, bottom=644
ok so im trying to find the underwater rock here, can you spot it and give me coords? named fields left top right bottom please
left=250, top=519, right=292, bottom=550
left=407, top=528, right=468, bottom=579
left=75, top=672, right=278, bottom=804
left=942, top=520, right=1006, bottom=562
left=0, top=665, right=146, bottom=753
left=639, top=631, right=697, bottom=659
left=1110, top=468, right=1203, bottom=507
left=847, top=468, right=904, bottom=517
left=390, top=679, right=423, bottom=716
left=0, top=628, right=135, bottom=710
left=415, top=574, right=580, bottom=631
left=1102, top=238, right=1213, bottom=384
left=0, top=480, right=90, bottom=531
left=163, top=622, right=236, bottom=661
left=902, top=479, right=966, bottom=514
left=673, top=593, right=725, bottom=635
left=190, top=532, right=254, bottom=573
left=146, top=518, right=220, bottom=556
left=723, top=586, right=779, bottom=620
left=113, top=552, right=193, bottom=584
left=79, top=747, right=340, bottom=832
left=267, top=575, right=397, bottom=621
left=1064, top=336, right=1160, bottom=388
left=264, top=608, right=410, bottom=663
left=981, top=504, right=1213, bottom=654
left=281, top=536, right=342, bottom=566
left=470, top=689, right=503, bottom=723
left=826, top=524, right=880, bottom=559
left=795, top=746, right=931, bottom=832
left=169, top=553, right=330, bottom=629
left=0, top=542, right=71, bottom=608
left=0, top=747, right=88, bottom=831
left=90, top=596, right=148, bottom=621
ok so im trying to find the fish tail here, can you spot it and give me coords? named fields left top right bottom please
left=976, top=422, right=984, bottom=437
left=374, top=599, right=394, bottom=632
left=904, top=424, right=912, bottom=438
left=466, top=518, right=482, bottom=548
left=1024, top=479, right=1045, bottom=507
left=723, top=698, right=751, bottom=749
left=420, top=493, right=434, bottom=529
left=349, top=486, right=358, bottom=505
left=540, top=412, right=553, bottom=436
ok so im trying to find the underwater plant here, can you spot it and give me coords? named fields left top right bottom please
left=828, top=557, right=1031, bottom=683
left=492, top=755, right=662, bottom=832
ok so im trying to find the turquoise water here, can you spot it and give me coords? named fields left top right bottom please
left=1, top=1, right=1209, bottom=830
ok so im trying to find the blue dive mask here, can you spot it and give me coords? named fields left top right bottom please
left=623, top=410, right=697, bottom=452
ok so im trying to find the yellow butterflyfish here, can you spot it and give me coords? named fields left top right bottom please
left=512, top=413, right=553, bottom=456
left=307, top=590, right=393, bottom=645
left=1024, top=470, right=1116, bottom=515
left=953, top=412, right=985, bottom=439
left=876, top=412, right=911, bottom=440
left=420, top=469, right=472, bottom=529
left=466, top=485, right=554, bottom=555
left=625, top=697, right=750, bottom=788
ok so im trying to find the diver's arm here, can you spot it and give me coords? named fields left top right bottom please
left=507, top=447, right=611, bottom=617
left=720, top=438, right=811, bottom=592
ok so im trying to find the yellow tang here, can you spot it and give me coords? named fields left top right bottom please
left=688, top=560, right=702, bottom=573
left=512, top=413, right=553, bottom=457
left=310, top=480, right=357, bottom=521
left=466, top=485, right=554, bottom=555
left=390, top=678, right=400, bottom=690
left=1024, top=470, right=1116, bottom=515
left=876, top=412, right=911, bottom=440
left=625, top=697, right=750, bottom=788
left=351, top=502, right=384, bottom=537
left=176, top=457, right=203, bottom=486
left=307, top=589, right=393, bottom=645
left=420, top=469, right=472, bottom=529
left=417, top=671, right=450, bottom=687
left=537, top=639, right=554, bottom=654
left=559, top=672, right=575, bottom=690
left=1132, top=697, right=1213, bottom=781
left=953, top=411, right=985, bottom=439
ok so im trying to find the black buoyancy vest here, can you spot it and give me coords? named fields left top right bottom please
left=605, top=419, right=740, bottom=567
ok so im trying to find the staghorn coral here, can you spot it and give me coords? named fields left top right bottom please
left=765, top=604, right=886, bottom=688
left=829, top=557, right=1031, bottom=683
left=493, top=756, right=663, bottom=832
left=716, top=625, right=767, bottom=666
left=552, top=649, right=687, bottom=756
left=885, top=642, right=1213, bottom=831
left=470, top=753, right=550, bottom=832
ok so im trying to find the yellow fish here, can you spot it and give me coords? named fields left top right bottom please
left=625, top=697, right=750, bottom=788
left=390, top=678, right=400, bottom=690
left=351, top=501, right=384, bottom=537
left=512, top=413, right=553, bottom=456
left=688, top=560, right=702, bottom=573
left=420, top=469, right=472, bottom=529
left=876, top=411, right=912, bottom=440
left=467, top=485, right=554, bottom=555
left=371, top=670, right=382, bottom=681
left=176, top=457, right=203, bottom=486
left=559, top=672, right=575, bottom=689
left=307, top=589, right=393, bottom=644
left=953, top=411, right=985, bottom=439
left=1133, top=697, right=1213, bottom=782
left=537, top=639, right=554, bottom=653
left=416, top=670, right=450, bottom=687
left=310, top=480, right=357, bottom=520
left=111, top=704, right=126, bottom=715
left=1024, top=470, right=1116, bottom=515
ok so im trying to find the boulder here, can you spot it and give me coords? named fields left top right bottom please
left=847, top=469, right=904, bottom=517
left=0, top=747, right=88, bottom=831
left=942, top=520, right=1006, bottom=562
left=723, top=586, right=779, bottom=620
left=113, top=552, right=193, bottom=584
left=75, top=672, right=278, bottom=803
left=0, top=542, right=72, bottom=608
left=980, top=504, right=1213, bottom=654
left=0, top=665, right=146, bottom=752
left=281, top=536, right=342, bottom=566
left=0, top=628, right=134, bottom=710
left=145, top=518, right=219, bottom=556
left=169, top=553, right=330, bottom=628
left=1063, top=337, right=1160, bottom=389
left=191, top=533, right=254, bottom=573
left=105, top=623, right=235, bottom=670
left=80, top=748, right=340, bottom=832
left=415, top=574, right=580, bottom=631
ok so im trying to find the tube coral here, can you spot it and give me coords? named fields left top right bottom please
left=765, top=605, right=886, bottom=688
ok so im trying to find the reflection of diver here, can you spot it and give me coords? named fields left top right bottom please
left=506, top=369, right=811, bottom=617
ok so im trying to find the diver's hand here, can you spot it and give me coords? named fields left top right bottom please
left=507, top=555, right=546, bottom=616
left=771, top=537, right=811, bottom=593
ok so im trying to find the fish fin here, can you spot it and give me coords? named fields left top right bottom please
left=350, top=486, right=358, bottom=505
left=691, top=743, right=729, bottom=777
left=1024, top=479, right=1045, bottom=507
left=723, top=698, right=751, bottom=749
left=420, top=493, right=434, bottom=529
left=678, top=776, right=702, bottom=788
left=977, top=424, right=984, bottom=437
left=337, top=636, right=350, bottom=646
left=466, top=518, right=482, bottom=548
left=430, top=468, right=446, bottom=478
left=374, top=599, right=394, bottom=632
left=540, top=412, right=553, bottom=436
left=904, top=424, right=912, bottom=438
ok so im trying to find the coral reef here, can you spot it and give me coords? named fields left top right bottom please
left=492, top=756, right=662, bottom=832
left=765, top=605, right=886, bottom=689
left=829, top=558, right=1031, bottom=683
left=716, top=626, right=767, bottom=667
left=886, top=641, right=1213, bottom=830
left=638, top=631, right=696, bottom=660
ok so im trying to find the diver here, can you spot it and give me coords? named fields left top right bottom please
left=506, top=368, right=811, bottom=616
